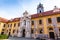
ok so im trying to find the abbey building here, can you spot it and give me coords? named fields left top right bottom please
left=0, top=3, right=60, bottom=39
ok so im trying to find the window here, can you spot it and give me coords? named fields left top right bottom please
left=8, top=25, right=9, bottom=27
left=13, top=30, right=15, bottom=33
left=32, top=21, right=34, bottom=25
left=1, top=32, right=4, bottom=35
left=59, top=29, right=60, bottom=31
left=31, top=28, right=34, bottom=34
left=39, top=29, right=43, bottom=34
left=2, top=29, right=4, bottom=31
left=39, top=20, right=42, bottom=24
left=3, top=24, right=5, bottom=27
left=57, top=17, right=60, bottom=22
left=48, top=18, right=52, bottom=23
left=14, top=23, right=16, bottom=27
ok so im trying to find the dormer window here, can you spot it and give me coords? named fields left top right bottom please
left=53, top=6, right=60, bottom=12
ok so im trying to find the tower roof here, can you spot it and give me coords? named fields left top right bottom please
left=37, top=3, right=43, bottom=9
left=23, top=11, right=28, bottom=15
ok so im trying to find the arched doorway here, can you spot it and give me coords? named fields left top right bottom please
left=8, top=32, right=10, bottom=36
left=22, top=29, right=25, bottom=37
left=48, top=27, right=55, bottom=39
left=49, top=32, right=55, bottom=39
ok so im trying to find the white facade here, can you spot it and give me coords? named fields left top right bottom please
left=18, top=11, right=31, bottom=38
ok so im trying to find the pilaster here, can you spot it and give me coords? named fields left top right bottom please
left=43, top=18, right=48, bottom=34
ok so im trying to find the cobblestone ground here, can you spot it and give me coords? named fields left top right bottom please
left=8, top=36, right=60, bottom=40
left=8, top=36, right=36, bottom=40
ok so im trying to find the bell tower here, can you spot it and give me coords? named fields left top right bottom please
left=37, top=3, right=44, bottom=13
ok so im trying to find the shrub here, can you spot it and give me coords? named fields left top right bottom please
left=0, top=34, right=8, bottom=39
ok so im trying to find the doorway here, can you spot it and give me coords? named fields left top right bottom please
left=49, top=32, right=55, bottom=39
left=22, top=29, right=25, bottom=37
left=8, top=32, right=10, bottom=36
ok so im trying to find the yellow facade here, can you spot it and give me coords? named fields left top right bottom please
left=31, top=13, right=60, bottom=38
left=0, top=22, right=7, bottom=35
left=6, top=21, right=20, bottom=36
left=0, top=18, right=20, bottom=37
left=0, top=10, right=60, bottom=39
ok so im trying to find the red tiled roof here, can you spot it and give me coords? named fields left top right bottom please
left=8, top=17, right=20, bottom=22
left=8, top=9, right=60, bottom=22
left=12, top=18, right=20, bottom=22
left=31, top=10, right=60, bottom=19
left=0, top=17, right=8, bottom=23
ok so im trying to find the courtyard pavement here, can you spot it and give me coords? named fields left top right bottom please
left=8, top=36, right=36, bottom=40
left=8, top=36, right=60, bottom=40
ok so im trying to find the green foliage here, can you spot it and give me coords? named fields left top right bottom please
left=0, top=34, right=8, bottom=39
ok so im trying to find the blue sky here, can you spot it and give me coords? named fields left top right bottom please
left=0, top=0, right=60, bottom=19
